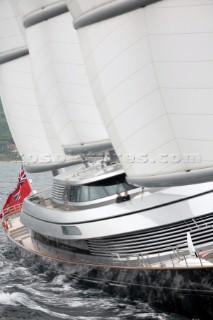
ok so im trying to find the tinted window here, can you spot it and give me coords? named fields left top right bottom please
left=68, top=174, right=136, bottom=202
left=89, top=185, right=108, bottom=200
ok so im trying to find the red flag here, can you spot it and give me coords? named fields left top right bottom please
left=0, top=167, right=32, bottom=219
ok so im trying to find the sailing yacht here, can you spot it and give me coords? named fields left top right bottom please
left=1, top=0, right=213, bottom=318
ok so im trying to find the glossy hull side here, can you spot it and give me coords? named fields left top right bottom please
left=9, top=238, right=213, bottom=320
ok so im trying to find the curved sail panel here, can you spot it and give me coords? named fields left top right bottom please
left=25, top=11, right=108, bottom=148
left=0, top=55, right=64, bottom=165
left=69, top=0, right=213, bottom=185
left=0, top=0, right=25, bottom=53
left=0, top=0, right=65, bottom=168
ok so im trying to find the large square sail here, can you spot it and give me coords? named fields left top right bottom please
left=66, top=0, right=213, bottom=186
left=18, top=0, right=110, bottom=155
left=0, top=0, right=112, bottom=171
left=0, top=0, right=65, bottom=171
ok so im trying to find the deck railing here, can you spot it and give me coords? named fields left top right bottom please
left=110, top=245, right=213, bottom=268
left=3, top=194, right=213, bottom=269
left=32, top=232, right=213, bottom=269
left=2, top=203, right=22, bottom=217
left=28, top=189, right=54, bottom=207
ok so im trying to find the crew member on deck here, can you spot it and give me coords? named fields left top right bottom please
left=123, top=191, right=130, bottom=201
left=116, top=192, right=123, bottom=203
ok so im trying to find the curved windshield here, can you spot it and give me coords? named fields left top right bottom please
left=67, top=174, right=136, bottom=202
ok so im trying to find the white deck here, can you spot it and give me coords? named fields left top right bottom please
left=3, top=214, right=213, bottom=270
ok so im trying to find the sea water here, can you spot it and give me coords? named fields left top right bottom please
left=0, top=162, right=191, bottom=320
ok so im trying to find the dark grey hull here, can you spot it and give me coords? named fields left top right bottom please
left=77, top=267, right=213, bottom=320
left=12, top=240, right=213, bottom=320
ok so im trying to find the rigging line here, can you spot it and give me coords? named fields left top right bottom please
left=80, top=276, right=213, bottom=295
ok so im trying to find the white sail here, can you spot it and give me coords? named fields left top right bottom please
left=0, top=56, right=64, bottom=165
left=66, top=0, right=213, bottom=185
left=16, top=0, right=109, bottom=152
left=0, top=0, right=64, bottom=169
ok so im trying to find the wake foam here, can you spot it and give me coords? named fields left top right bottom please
left=52, top=274, right=67, bottom=286
left=0, top=290, right=70, bottom=319
left=0, top=291, right=17, bottom=306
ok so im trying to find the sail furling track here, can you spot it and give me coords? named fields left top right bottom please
left=65, top=0, right=213, bottom=186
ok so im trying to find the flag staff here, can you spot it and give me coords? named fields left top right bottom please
left=0, top=166, right=32, bottom=221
